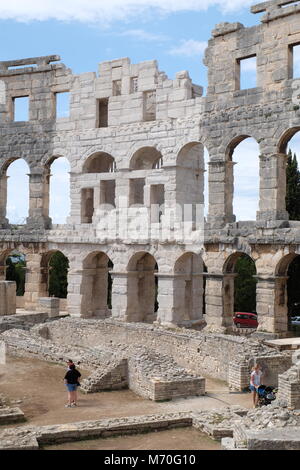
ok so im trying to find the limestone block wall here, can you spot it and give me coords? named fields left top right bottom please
left=278, top=364, right=300, bottom=409
left=44, top=318, right=291, bottom=385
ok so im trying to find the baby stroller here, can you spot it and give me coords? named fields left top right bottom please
left=257, top=385, right=277, bottom=407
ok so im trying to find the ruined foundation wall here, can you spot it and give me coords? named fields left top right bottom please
left=45, top=318, right=291, bottom=387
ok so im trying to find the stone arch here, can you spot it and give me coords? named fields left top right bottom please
left=80, top=251, right=114, bottom=318
left=273, top=253, right=300, bottom=335
left=278, top=127, right=300, bottom=154
left=126, top=251, right=158, bottom=323
left=44, top=156, right=71, bottom=224
left=3, top=158, right=30, bottom=225
left=173, top=252, right=204, bottom=324
left=130, top=147, right=163, bottom=170
left=225, top=135, right=260, bottom=222
left=223, top=251, right=257, bottom=327
left=39, top=250, right=69, bottom=314
left=83, top=152, right=116, bottom=174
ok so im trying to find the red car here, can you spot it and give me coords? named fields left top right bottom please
left=233, top=312, right=258, bottom=328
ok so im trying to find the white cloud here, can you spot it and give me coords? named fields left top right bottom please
left=168, top=40, right=207, bottom=58
left=0, top=1, right=256, bottom=24
left=119, top=29, right=169, bottom=42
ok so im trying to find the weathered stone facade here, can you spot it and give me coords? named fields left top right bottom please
left=0, top=0, right=300, bottom=337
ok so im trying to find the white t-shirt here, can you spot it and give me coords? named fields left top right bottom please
left=250, top=370, right=262, bottom=387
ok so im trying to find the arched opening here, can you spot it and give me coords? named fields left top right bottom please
left=228, top=137, right=260, bottom=222
left=277, top=254, right=300, bottom=336
left=126, top=252, right=158, bottom=323
left=130, top=147, right=163, bottom=170
left=83, top=152, right=116, bottom=173
left=174, top=253, right=204, bottom=326
left=81, top=252, right=113, bottom=318
left=6, top=159, right=30, bottom=225
left=48, top=157, right=71, bottom=224
left=40, top=251, right=69, bottom=313
left=279, top=129, right=300, bottom=221
left=5, top=250, right=26, bottom=296
left=223, top=252, right=257, bottom=329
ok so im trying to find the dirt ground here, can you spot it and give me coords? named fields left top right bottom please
left=0, top=355, right=252, bottom=429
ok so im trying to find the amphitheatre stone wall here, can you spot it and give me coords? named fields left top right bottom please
left=0, top=1, right=300, bottom=339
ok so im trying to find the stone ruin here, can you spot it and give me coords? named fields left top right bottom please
left=0, top=0, right=300, bottom=450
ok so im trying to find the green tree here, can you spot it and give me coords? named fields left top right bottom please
left=234, top=255, right=257, bottom=313
left=48, top=252, right=69, bottom=298
left=6, top=254, right=26, bottom=296
left=286, top=149, right=300, bottom=220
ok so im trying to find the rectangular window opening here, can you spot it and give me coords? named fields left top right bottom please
left=150, top=184, right=165, bottom=223
left=143, top=90, right=156, bottom=122
left=81, top=188, right=94, bottom=224
left=56, top=92, right=70, bottom=119
left=112, top=80, right=122, bottom=96
left=100, top=180, right=116, bottom=208
left=237, top=56, right=257, bottom=90
left=290, top=44, right=300, bottom=79
left=131, top=77, right=139, bottom=94
left=130, top=178, right=145, bottom=206
left=97, top=98, right=109, bottom=128
left=13, top=96, right=29, bottom=122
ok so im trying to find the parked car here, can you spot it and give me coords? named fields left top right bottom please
left=291, top=316, right=300, bottom=326
left=233, top=312, right=258, bottom=329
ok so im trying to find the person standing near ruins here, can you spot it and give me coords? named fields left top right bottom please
left=250, top=364, right=263, bottom=408
left=64, top=363, right=81, bottom=408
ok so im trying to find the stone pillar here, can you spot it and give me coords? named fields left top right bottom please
left=23, top=253, right=44, bottom=311
left=38, top=297, right=60, bottom=318
left=66, top=266, right=83, bottom=317
left=156, top=273, right=204, bottom=328
left=111, top=271, right=133, bottom=321
left=256, top=275, right=289, bottom=335
left=26, top=170, right=52, bottom=229
left=204, top=273, right=234, bottom=333
left=0, top=174, right=9, bottom=228
left=0, top=281, right=16, bottom=316
left=80, top=267, right=111, bottom=318
left=207, top=160, right=235, bottom=227
left=257, top=153, right=289, bottom=222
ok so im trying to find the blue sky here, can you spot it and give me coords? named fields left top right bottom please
left=2, top=0, right=300, bottom=223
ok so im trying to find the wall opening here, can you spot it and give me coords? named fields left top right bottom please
left=112, top=80, right=122, bottom=96
left=143, top=91, right=156, bottom=121
left=130, top=178, right=145, bottom=206
left=81, top=252, right=113, bottom=318
left=6, top=159, right=30, bottom=225
left=277, top=254, right=300, bottom=337
left=49, top=157, right=71, bottom=224
left=283, top=130, right=300, bottom=221
left=287, top=255, right=300, bottom=335
left=6, top=251, right=26, bottom=297
left=230, top=137, right=260, bottom=221
left=127, top=252, right=158, bottom=323
left=289, top=43, right=300, bottom=79
left=130, top=147, right=162, bottom=170
left=100, top=180, right=116, bottom=208
left=237, top=56, right=257, bottom=90
left=56, top=92, right=70, bottom=119
left=81, top=188, right=94, bottom=223
left=150, top=184, right=165, bottom=223
left=13, top=96, right=29, bottom=122
left=224, top=252, right=257, bottom=329
left=83, top=152, right=116, bottom=173
left=97, top=99, right=109, bottom=128
left=174, top=253, right=204, bottom=325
